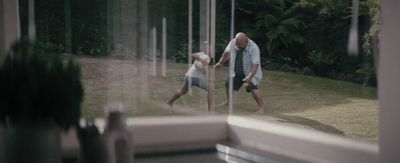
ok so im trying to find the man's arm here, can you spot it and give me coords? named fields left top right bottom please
left=214, top=51, right=230, bottom=69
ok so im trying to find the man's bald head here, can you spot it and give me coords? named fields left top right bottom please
left=235, top=32, right=247, bottom=39
left=235, top=32, right=248, bottom=49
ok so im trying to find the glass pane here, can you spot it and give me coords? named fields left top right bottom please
left=17, top=0, right=378, bottom=142
left=18, top=0, right=225, bottom=117
left=220, top=0, right=379, bottom=142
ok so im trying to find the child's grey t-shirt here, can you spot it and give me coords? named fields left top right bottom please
left=185, top=52, right=210, bottom=79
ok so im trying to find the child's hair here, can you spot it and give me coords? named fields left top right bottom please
left=201, top=41, right=209, bottom=54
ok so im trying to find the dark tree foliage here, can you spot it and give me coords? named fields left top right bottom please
left=19, top=0, right=378, bottom=85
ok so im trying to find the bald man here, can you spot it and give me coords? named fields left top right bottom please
left=215, top=32, right=265, bottom=114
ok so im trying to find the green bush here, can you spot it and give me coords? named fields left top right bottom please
left=307, top=51, right=337, bottom=75
left=356, top=63, right=376, bottom=86
left=308, top=51, right=336, bottom=66
left=36, top=41, right=65, bottom=54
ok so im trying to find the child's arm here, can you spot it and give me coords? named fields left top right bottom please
left=192, top=53, right=209, bottom=65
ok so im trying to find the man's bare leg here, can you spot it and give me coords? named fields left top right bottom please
left=218, top=87, right=230, bottom=106
left=251, top=89, right=265, bottom=114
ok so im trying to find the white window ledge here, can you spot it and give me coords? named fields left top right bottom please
left=62, top=115, right=378, bottom=163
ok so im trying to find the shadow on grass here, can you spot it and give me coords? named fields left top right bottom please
left=268, top=112, right=345, bottom=136
left=258, top=70, right=377, bottom=114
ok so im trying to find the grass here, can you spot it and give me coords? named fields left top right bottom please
left=78, top=57, right=378, bottom=142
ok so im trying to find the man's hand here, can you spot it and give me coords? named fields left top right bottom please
left=214, top=62, right=223, bottom=70
left=215, top=51, right=230, bottom=70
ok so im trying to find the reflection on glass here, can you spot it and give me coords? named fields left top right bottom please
left=18, top=0, right=379, bottom=142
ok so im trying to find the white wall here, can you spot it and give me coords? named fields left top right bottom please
left=227, top=116, right=379, bottom=163
left=379, top=1, right=400, bottom=162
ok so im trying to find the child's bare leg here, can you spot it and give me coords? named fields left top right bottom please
left=167, top=89, right=186, bottom=106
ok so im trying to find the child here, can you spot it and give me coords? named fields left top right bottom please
left=167, top=42, right=212, bottom=111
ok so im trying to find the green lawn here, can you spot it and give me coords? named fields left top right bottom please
left=78, top=57, right=378, bottom=142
